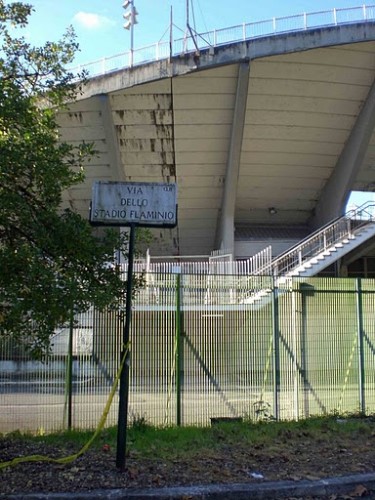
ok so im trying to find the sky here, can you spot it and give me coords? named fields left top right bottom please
left=19, top=0, right=372, bottom=66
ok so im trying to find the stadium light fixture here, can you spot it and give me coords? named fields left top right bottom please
left=122, top=0, right=138, bottom=66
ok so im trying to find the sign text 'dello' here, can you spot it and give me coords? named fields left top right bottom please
left=90, top=181, right=177, bottom=228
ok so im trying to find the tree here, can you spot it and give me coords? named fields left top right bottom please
left=0, top=2, right=129, bottom=357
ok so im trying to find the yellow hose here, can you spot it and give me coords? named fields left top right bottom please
left=0, top=343, right=130, bottom=469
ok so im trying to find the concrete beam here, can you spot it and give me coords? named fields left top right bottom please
left=79, top=23, right=375, bottom=100
left=341, top=237, right=375, bottom=267
left=215, top=62, right=250, bottom=254
left=311, top=78, right=375, bottom=229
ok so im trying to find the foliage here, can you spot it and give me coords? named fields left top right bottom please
left=0, top=2, right=130, bottom=357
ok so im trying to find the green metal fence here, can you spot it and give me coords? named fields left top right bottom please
left=1, top=274, right=375, bottom=434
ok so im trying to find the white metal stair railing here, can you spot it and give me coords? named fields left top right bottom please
left=129, top=246, right=273, bottom=307
left=264, top=201, right=375, bottom=278
left=231, top=246, right=273, bottom=304
left=204, top=246, right=273, bottom=305
left=240, top=201, right=375, bottom=305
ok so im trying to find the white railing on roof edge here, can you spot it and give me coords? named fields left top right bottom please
left=69, top=4, right=375, bottom=78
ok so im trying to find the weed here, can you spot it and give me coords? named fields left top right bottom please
left=252, top=400, right=275, bottom=422
left=129, top=412, right=149, bottom=432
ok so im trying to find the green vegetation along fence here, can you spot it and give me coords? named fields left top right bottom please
left=1, top=273, right=375, bottom=434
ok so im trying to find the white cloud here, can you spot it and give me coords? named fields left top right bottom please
left=72, top=12, right=115, bottom=30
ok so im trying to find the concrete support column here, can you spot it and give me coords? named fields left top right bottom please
left=311, top=78, right=375, bottom=229
left=96, top=94, right=125, bottom=182
left=216, top=61, right=250, bottom=254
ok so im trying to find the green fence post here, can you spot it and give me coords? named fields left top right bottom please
left=176, top=272, right=184, bottom=426
left=300, top=284, right=310, bottom=418
left=64, top=307, right=74, bottom=430
left=272, top=277, right=280, bottom=420
left=356, top=278, right=365, bottom=414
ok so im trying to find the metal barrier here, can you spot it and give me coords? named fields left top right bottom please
left=257, top=202, right=375, bottom=277
left=2, top=275, right=375, bottom=433
left=70, top=4, right=375, bottom=76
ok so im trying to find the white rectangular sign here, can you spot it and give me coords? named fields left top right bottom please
left=90, top=181, right=177, bottom=227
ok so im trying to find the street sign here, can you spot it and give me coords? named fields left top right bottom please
left=89, top=180, right=178, bottom=470
left=90, top=181, right=177, bottom=228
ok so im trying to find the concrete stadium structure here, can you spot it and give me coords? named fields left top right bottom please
left=58, top=6, right=375, bottom=275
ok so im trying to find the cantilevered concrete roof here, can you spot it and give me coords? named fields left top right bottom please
left=58, top=19, right=375, bottom=257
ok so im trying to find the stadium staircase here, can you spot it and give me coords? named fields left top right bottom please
left=242, top=201, right=375, bottom=305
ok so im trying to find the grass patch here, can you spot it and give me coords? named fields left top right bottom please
left=2, top=413, right=375, bottom=461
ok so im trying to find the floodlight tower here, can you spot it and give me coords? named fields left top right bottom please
left=123, top=0, right=138, bottom=67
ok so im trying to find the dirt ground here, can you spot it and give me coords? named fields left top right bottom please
left=1, top=421, right=375, bottom=498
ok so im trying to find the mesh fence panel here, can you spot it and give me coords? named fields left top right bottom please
left=2, top=274, right=375, bottom=433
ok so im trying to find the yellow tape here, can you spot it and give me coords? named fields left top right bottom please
left=0, top=343, right=130, bottom=470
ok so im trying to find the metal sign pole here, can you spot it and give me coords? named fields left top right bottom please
left=89, top=181, right=177, bottom=470
left=116, top=223, right=136, bottom=471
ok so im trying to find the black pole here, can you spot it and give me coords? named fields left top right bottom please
left=116, top=224, right=136, bottom=471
